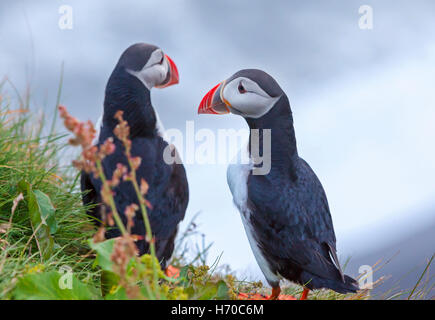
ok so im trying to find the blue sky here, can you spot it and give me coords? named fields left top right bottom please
left=1, top=0, right=434, bottom=284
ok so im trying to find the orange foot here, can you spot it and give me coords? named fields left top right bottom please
left=165, top=265, right=180, bottom=279
left=300, top=288, right=310, bottom=300
left=268, top=287, right=281, bottom=300
left=267, top=287, right=296, bottom=300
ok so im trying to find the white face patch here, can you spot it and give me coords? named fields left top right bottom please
left=222, top=77, right=281, bottom=118
left=126, top=49, right=169, bottom=89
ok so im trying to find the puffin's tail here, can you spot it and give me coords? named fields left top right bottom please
left=340, top=274, right=360, bottom=293
left=301, top=272, right=359, bottom=294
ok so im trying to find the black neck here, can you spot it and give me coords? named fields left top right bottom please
left=245, top=95, right=298, bottom=176
left=102, top=67, right=156, bottom=139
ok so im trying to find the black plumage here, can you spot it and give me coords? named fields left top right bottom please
left=81, top=44, right=188, bottom=268
left=244, top=70, right=358, bottom=293
left=199, top=69, right=358, bottom=296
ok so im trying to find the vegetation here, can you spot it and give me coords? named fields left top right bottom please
left=0, top=81, right=431, bottom=300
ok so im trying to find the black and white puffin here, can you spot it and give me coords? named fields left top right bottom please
left=81, top=43, right=188, bottom=269
left=198, top=69, right=358, bottom=299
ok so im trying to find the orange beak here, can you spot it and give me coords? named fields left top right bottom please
left=156, top=54, right=179, bottom=88
left=198, top=81, right=230, bottom=114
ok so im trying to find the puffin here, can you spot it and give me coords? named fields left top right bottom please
left=198, top=69, right=358, bottom=299
left=81, top=43, right=189, bottom=269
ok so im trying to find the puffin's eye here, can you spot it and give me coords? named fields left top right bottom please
left=159, top=55, right=164, bottom=64
left=238, top=82, right=246, bottom=94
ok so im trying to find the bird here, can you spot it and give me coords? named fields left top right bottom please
left=81, top=43, right=189, bottom=270
left=198, top=69, right=358, bottom=299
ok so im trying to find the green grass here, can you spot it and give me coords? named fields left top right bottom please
left=0, top=82, right=99, bottom=299
left=0, top=82, right=235, bottom=300
left=0, top=81, right=431, bottom=300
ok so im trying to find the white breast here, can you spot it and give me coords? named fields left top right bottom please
left=93, top=113, right=103, bottom=145
left=227, top=144, right=280, bottom=286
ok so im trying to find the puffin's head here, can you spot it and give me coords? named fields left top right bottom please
left=198, top=69, right=283, bottom=118
left=117, top=43, right=179, bottom=90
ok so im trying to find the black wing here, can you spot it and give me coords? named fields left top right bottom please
left=247, top=157, right=343, bottom=282
left=153, top=148, right=189, bottom=265
left=89, top=135, right=188, bottom=266
left=80, top=170, right=102, bottom=223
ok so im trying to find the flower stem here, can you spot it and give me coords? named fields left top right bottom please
left=95, top=159, right=127, bottom=236
left=125, top=150, right=160, bottom=297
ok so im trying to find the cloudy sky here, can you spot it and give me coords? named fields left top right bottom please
left=1, top=1, right=434, bottom=291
